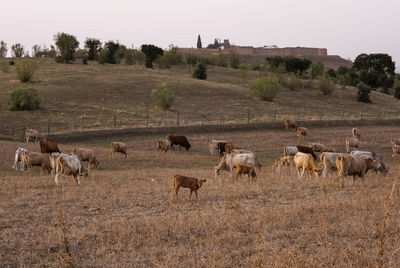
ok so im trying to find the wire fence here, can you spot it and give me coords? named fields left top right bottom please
left=3, top=109, right=400, bottom=141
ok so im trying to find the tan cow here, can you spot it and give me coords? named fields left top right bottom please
left=392, top=145, right=400, bottom=158
left=390, top=138, right=400, bottom=147
left=21, top=151, right=52, bottom=175
left=345, top=138, right=359, bottom=152
left=157, top=139, right=171, bottom=153
left=235, top=164, right=256, bottom=180
left=55, top=154, right=90, bottom=186
left=173, top=175, right=206, bottom=200
left=110, top=142, right=127, bottom=158
left=274, top=156, right=292, bottom=176
left=336, top=154, right=380, bottom=187
left=352, top=128, right=361, bottom=139
left=285, top=119, right=298, bottom=131
left=72, top=148, right=99, bottom=168
left=296, top=127, right=308, bottom=139
left=25, top=128, right=42, bottom=143
left=293, top=152, right=321, bottom=179
left=308, top=142, right=327, bottom=152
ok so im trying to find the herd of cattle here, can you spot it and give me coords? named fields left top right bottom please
left=10, top=123, right=399, bottom=198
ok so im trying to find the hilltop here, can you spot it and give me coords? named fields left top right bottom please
left=0, top=59, right=399, bottom=138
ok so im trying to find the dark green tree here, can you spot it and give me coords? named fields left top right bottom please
left=141, top=44, right=163, bottom=68
left=54, top=32, right=79, bottom=63
left=197, top=34, right=202, bottom=49
left=104, top=41, right=125, bottom=64
left=0, top=41, right=7, bottom=58
left=356, top=82, right=371, bottom=103
left=394, top=87, right=400, bottom=100
left=84, top=38, right=101, bottom=60
left=193, top=63, right=207, bottom=79
left=11, top=43, right=25, bottom=57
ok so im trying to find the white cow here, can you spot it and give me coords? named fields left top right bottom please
left=12, top=147, right=28, bottom=171
left=214, top=153, right=257, bottom=179
left=55, top=154, right=90, bottom=186
left=209, top=140, right=227, bottom=156
left=25, top=129, right=41, bottom=143
left=283, top=146, right=298, bottom=156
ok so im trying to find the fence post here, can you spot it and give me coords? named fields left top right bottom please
left=12, top=124, right=14, bottom=139
left=247, top=109, right=250, bottom=124
left=113, top=114, right=117, bottom=130
left=23, top=126, right=26, bottom=141
left=219, top=114, right=222, bottom=125
left=211, top=112, right=213, bottom=125
left=320, top=110, right=322, bottom=121
left=361, top=111, right=363, bottom=120
left=176, top=111, right=180, bottom=126
left=81, top=116, right=84, bottom=132
left=273, top=109, right=277, bottom=121
left=146, top=110, right=149, bottom=128
left=48, top=121, right=50, bottom=136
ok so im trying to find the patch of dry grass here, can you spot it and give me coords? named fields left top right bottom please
left=1, top=126, right=400, bottom=266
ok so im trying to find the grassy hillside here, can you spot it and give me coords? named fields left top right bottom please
left=1, top=59, right=399, bottom=138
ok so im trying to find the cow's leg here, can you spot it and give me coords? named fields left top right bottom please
left=189, top=189, right=193, bottom=200
left=175, top=187, right=179, bottom=200
left=195, top=190, right=198, bottom=199
left=352, top=176, right=355, bottom=186
left=55, top=173, right=60, bottom=187
left=296, top=168, right=301, bottom=179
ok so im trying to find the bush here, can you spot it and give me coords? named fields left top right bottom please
left=193, top=63, right=207, bottom=80
left=151, top=83, right=174, bottom=111
left=98, top=48, right=109, bottom=65
left=229, top=52, right=240, bottom=69
left=319, top=76, right=334, bottom=95
left=132, top=50, right=145, bottom=65
left=8, top=88, right=40, bottom=111
left=74, top=49, right=88, bottom=60
left=394, top=87, right=400, bottom=100
left=237, top=64, right=248, bottom=80
left=356, top=82, right=371, bottom=103
left=0, top=62, right=10, bottom=73
left=186, top=54, right=198, bottom=66
left=310, top=62, right=324, bottom=78
left=15, top=60, right=38, bottom=82
left=326, top=68, right=336, bottom=78
left=284, top=74, right=302, bottom=91
left=124, top=49, right=135, bottom=65
left=156, top=47, right=182, bottom=69
left=216, top=54, right=227, bottom=67
left=250, top=76, right=282, bottom=101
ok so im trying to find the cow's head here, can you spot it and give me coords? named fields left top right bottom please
left=198, top=179, right=206, bottom=188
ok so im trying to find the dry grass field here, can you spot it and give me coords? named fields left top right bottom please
left=1, top=125, right=400, bottom=267
left=1, top=59, right=400, bottom=139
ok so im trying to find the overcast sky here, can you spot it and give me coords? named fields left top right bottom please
left=1, top=0, right=399, bottom=70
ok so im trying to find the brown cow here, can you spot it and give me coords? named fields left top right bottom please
left=297, top=145, right=317, bottom=160
left=168, top=135, right=191, bottom=151
left=157, top=139, right=170, bottom=153
left=38, top=137, right=61, bottom=154
left=224, top=143, right=241, bottom=154
left=173, top=175, right=206, bottom=200
left=71, top=148, right=99, bottom=168
left=218, top=142, right=228, bottom=156
left=285, top=119, right=298, bottom=131
left=352, top=128, right=361, bottom=139
left=336, top=154, right=379, bottom=187
left=235, top=163, right=256, bottom=180
left=296, top=127, right=308, bottom=139
left=110, top=142, right=127, bottom=158
left=21, top=151, right=52, bottom=175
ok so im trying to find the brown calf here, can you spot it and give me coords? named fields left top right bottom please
left=235, top=164, right=256, bottom=180
left=110, top=142, right=127, bottom=158
left=173, top=175, right=206, bottom=200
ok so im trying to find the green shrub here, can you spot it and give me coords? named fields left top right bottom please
left=319, top=76, right=334, bottom=95
left=0, top=62, right=10, bottom=73
left=237, top=64, right=248, bottom=80
left=284, top=74, right=302, bottom=91
left=156, top=48, right=182, bottom=69
left=15, top=60, right=38, bottom=83
left=310, top=62, right=324, bottom=78
left=193, top=63, right=207, bottom=80
left=229, top=52, right=240, bottom=69
left=8, top=87, right=40, bottom=111
left=356, top=82, right=371, bottom=103
left=186, top=54, right=198, bottom=66
left=151, top=83, right=174, bottom=111
left=124, top=49, right=135, bottom=65
left=133, top=50, right=145, bottom=65
left=250, top=76, right=282, bottom=101
left=98, top=48, right=109, bottom=65
left=394, top=87, right=400, bottom=100
left=216, top=54, right=227, bottom=67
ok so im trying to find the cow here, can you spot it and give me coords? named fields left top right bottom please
left=390, top=138, right=400, bottom=147
left=352, top=128, right=361, bottom=139
left=173, top=175, right=206, bottom=200
left=214, top=153, right=257, bottom=179
left=296, top=127, right=308, bottom=139
left=284, top=146, right=298, bottom=156
left=345, top=138, right=359, bottom=152
left=71, top=148, right=99, bottom=168
left=218, top=142, right=228, bottom=156
left=12, top=147, right=28, bottom=171
left=224, top=143, right=241, bottom=154
left=293, top=152, right=321, bottom=179
left=231, top=149, right=262, bottom=169
left=25, top=128, right=42, bottom=143
left=296, top=145, right=317, bottom=160
left=209, top=140, right=227, bottom=156
left=21, top=151, right=52, bottom=175
left=351, top=150, right=388, bottom=176
left=55, top=154, right=90, bottom=186
left=274, top=156, right=292, bottom=176
left=336, top=154, right=380, bottom=187
left=235, top=164, right=256, bottom=180
left=168, top=135, right=191, bottom=151
left=320, top=152, right=342, bottom=179
left=308, top=142, right=327, bottom=153
left=49, top=152, right=70, bottom=177
left=157, top=139, right=171, bottom=153
left=110, top=142, right=127, bottom=158
left=38, top=137, right=61, bottom=154
left=285, top=119, right=298, bottom=131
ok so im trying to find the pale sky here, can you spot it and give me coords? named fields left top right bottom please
left=1, top=0, right=399, bottom=70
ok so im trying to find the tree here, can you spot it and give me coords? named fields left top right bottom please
left=197, top=34, right=202, bottom=49
left=250, top=77, right=282, bottom=101
left=229, top=52, right=240, bottom=69
left=54, top=32, right=79, bottom=63
left=193, top=63, right=207, bottom=79
left=11, top=43, right=25, bottom=57
left=353, top=53, right=395, bottom=90
left=84, top=38, right=101, bottom=60
left=319, top=76, right=334, bottom=95
left=283, top=57, right=311, bottom=74
left=394, top=87, right=400, bottom=100
left=97, top=48, right=109, bottom=65
left=0, top=41, right=8, bottom=58
left=356, top=82, right=371, bottom=103
left=104, top=41, right=125, bottom=64
left=156, top=47, right=183, bottom=69
left=32, top=45, right=42, bottom=58
left=141, top=44, right=163, bottom=68
left=151, top=82, right=174, bottom=111
left=310, top=62, right=324, bottom=78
